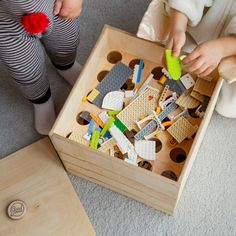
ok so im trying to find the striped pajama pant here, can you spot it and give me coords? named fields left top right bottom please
left=0, top=0, right=80, bottom=103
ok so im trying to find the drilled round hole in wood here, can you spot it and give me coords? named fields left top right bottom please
left=124, top=129, right=137, bottom=144
left=76, top=111, right=90, bottom=126
left=107, top=51, right=122, bottom=64
left=188, top=108, right=200, bottom=118
left=138, top=160, right=152, bottom=171
left=170, top=148, right=187, bottom=163
left=66, top=132, right=72, bottom=138
left=151, top=67, right=163, bottom=80
left=97, top=70, right=109, bottom=82
left=121, top=79, right=135, bottom=90
left=150, top=138, right=162, bottom=153
left=129, top=59, right=145, bottom=70
left=161, top=170, right=178, bottom=181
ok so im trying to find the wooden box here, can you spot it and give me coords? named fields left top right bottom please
left=50, top=25, right=223, bottom=214
left=0, top=138, right=95, bottom=236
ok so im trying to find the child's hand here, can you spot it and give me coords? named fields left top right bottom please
left=166, top=30, right=186, bottom=57
left=54, top=0, right=83, bottom=19
left=182, top=40, right=223, bottom=77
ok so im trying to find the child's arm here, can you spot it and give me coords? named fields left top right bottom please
left=183, top=36, right=236, bottom=77
left=54, top=0, right=83, bottom=19
left=165, top=8, right=188, bottom=57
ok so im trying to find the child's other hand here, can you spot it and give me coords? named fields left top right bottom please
left=54, top=0, right=83, bottom=19
left=166, top=30, right=186, bottom=57
left=162, top=30, right=186, bottom=66
left=182, top=40, right=223, bottom=77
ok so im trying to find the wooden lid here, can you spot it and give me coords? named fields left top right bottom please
left=0, top=138, right=95, bottom=236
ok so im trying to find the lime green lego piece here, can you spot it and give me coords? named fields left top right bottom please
left=101, top=117, right=115, bottom=136
left=90, top=129, right=100, bottom=149
left=165, top=49, right=182, bottom=80
left=108, top=110, right=121, bottom=116
left=114, top=118, right=127, bottom=133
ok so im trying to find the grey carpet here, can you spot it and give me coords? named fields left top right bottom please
left=0, top=1, right=236, bottom=235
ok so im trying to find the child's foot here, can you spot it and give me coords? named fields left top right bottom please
left=56, top=61, right=82, bottom=86
left=215, top=82, right=236, bottom=118
left=33, top=97, right=56, bottom=135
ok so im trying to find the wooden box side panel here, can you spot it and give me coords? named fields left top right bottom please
left=176, top=77, right=223, bottom=203
left=60, top=152, right=176, bottom=214
left=51, top=134, right=180, bottom=197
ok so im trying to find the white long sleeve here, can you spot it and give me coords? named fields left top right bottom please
left=165, top=0, right=213, bottom=26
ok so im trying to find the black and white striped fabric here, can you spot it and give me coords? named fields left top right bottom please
left=0, top=0, right=80, bottom=101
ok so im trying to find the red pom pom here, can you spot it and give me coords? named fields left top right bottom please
left=21, top=13, right=50, bottom=34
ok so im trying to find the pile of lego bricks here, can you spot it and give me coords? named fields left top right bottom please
left=68, top=59, right=216, bottom=177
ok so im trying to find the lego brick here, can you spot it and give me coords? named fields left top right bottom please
left=162, top=68, right=171, bottom=80
left=114, top=118, right=127, bottom=133
left=165, top=49, right=182, bottom=80
left=79, top=111, right=92, bottom=123
left=69, top=132, right=90, bottom=146
left=98, top=138, right=116, bottom=153
left=159, top=92, right=178, bottom=110
left=90, top=128, right=101, bottom=149
left=132, top=64, right=139, bottom=83
left=180, top=73, right=195, bottom=89
left=93, top=62, right=133, bottom=107
left=101, top=117, right=115, bottom=136
left=190, top=90, right=205, bottom=102
left=98, top=111, right=109, bottom=123
left=136, top=59, right=144, bottom=83
left=117, top=87, right=160, bottom=130
left=176, top=93, right=200, bottom=109
left=135, top=140, right=156, bottom=161
left=109, top=125, right=131, bottom=154
left=87, top=89, right=100, bottom=102
left=102, top=91, right=125, bottom=111
left=193, top=78, right=216, bottom=97
left=125, top=90, right=136, bottom=98
left=167, top=117, right=198, bottom=143
left=131, top=74, right=154, bottom=101
left=90, top=113, right=104, bottom=128
left=108, top=110, right=121, bottom=116
left=159, top=85, right=170, bottom=104
left=87, top=119, right=95, bottom=136
left=164, top=78, right=185, bottom=95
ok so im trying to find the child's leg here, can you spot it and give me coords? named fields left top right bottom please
left=41, top=16, right=81, bottom=86
left=0, top=34, right=55, bottom=135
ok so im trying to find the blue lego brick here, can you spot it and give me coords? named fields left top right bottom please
left=93, top=62, right=133, bottom=107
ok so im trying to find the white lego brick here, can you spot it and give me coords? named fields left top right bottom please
left=102, top=91, right=125, bottom=111
left=135, top=140, right=156, bottom=161
left=132, top=64, right=139, bottom=83
left=180, top=73, right=195, bottom=89
left=83, top=133, right=91, bottom=141
left=125, top=90, right=136, bottom=98
left=98, top=111, right=109, bottom=123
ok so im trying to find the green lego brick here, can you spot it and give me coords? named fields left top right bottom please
left=100, top=117, right=115, bottom=137
left=114, top=118, right=127, bottom=133
left=90, top=128, right=100, bottom=149
left=108, top=110, right=121, bottom=116
left=165, top=49, right=182, bottom=80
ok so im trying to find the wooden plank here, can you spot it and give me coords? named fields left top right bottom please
left=67, top=166, right=176, bottom=215
left=0, top=138, right=95, bottom=236
left=59, top=152, right=177, bottom=204
left=51, top=134, right=180, bottom=197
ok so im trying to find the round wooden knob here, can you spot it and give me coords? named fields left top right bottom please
left=7, top=200, right=27, bottom=220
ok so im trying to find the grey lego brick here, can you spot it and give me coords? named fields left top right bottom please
left=134, top=102, right=178, bottom=141
left=93, top=62, right=133, bottom=107
left=164, top=78, right=186, bottom=95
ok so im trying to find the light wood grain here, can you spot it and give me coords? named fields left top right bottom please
left=0, top=138, right=95, bottom=236
left=50, top=25, right=222, bottom=214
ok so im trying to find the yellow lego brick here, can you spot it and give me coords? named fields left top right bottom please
left=87, top=89, right=100, bottom=102
left=159, top=75, right=167, bottom=85
left=90, top=113, right=104, bottom=128
left=82, top=96, right=87, bottom=102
